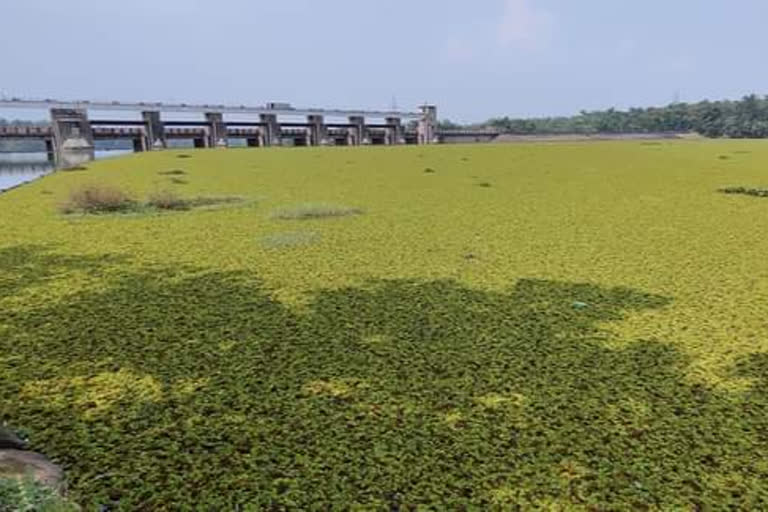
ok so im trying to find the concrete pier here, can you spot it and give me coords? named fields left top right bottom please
left=205, top=112, right=227, bottom=147
left=259, top=114, right=280, bottom=146
left=386, top=117, right=403, bottom=145
left=307, top=115, right=327, bottom=146
left=50, top=108, right=95, bottom=167
left=142, top=111, right=166, bottom=149
left=132, top=137, right=147, bottom=152
left=348, top=116, right=367, bottom=145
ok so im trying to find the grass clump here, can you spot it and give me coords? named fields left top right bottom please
left=59, top=185, right=137, bottom=214
left=271, top=203, right=363, bottom=220
left=169, top=177, right=188, bottom=185
left=147, top=190, right=192, bottom=210
left=61, top=186, right=242, bottom=215
left=719, top=186, right=768, bottom=198
left=158, top=169, right=187, bottom=176
left=185, top=196, right=242, bottom=208
left=147, top=191, right=243, bottom=211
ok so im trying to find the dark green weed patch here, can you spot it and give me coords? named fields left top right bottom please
left=2, top=246, right=768, bottom=509
left=271, top=203, right=363, bottom=220
left=719, top=186, right=768, bottom=198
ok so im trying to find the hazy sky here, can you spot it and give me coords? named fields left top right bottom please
left=2, top=0, right=768, bottom=122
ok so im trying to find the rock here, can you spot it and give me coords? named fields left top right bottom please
left=572, top=301, right=589, bottom=310
left=0, top=449, right=64, bottom=492
left=0, top=426, right=26, bottom=450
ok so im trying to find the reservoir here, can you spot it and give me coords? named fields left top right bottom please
left=0, top=150, right=131, bottom=192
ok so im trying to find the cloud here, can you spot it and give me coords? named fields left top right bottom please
left=497, top=0, right=554, bottom=50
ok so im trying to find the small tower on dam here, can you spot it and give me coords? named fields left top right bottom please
left=418, top=105, right=438, bottom=144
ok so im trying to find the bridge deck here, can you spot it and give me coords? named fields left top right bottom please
left=0, top=98, right=422, bottom=119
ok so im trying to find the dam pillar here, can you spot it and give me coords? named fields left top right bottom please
left=132, top=137, right=146, bottom=152
left=307, top=115, right=328, bottom=146
left=142, top=111, right=166, bottom=150
left=348, top=116, right=368, bottom=146
left=44, top=139, right=55, bottom=161
left=205, top=112, right=228, bottom=147
left=260, top=114, right=280, bottom=146
left=386, top=117, right=403, bottom=145
left=50, top=108, right=95, bottom=167
left=418, top=105, right=437, bottom=144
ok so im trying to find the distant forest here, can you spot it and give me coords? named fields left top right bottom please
left=442, top=94, right=768, bottom=138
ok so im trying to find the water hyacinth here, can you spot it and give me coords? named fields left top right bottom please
left=1, top=142, right=768, bottom=509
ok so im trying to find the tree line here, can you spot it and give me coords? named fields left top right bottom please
left=440, top=94, right=768, bottom=138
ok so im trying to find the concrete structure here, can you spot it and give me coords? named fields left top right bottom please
left=437, top=130, right=500, bottom=144
left=418, top=105, right=438, bottom=145
left=205, top=112, right=227, bottom=148
left=142, top=111, right=166, bottom=149
left=348, top=116, right=368, bottom=145
left=259, top=114, right=281, bottom=146
left=307, top=115, right=327, bottom=146
left=386, top=117, right=404, bottom=145
left=50, top=108, right=95, bottom=167
left=0, top=98, right=496, bottom=167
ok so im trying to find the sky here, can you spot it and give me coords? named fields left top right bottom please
left=2, top=0, right=768, bottom=123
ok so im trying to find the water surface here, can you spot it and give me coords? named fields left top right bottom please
left=0, top=150, right=132, bottom=192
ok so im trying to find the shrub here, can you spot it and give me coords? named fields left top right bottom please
left=719, top=186, right=768, bottom=198
left=60, top=185, right=136, bottom=214
left=147, top=193, right=242, bottom=211
left=185, top=196, right=242, bottom=208
left=271, top=203, right=363, bottom=220
left=147, top=190, right=191, bottom=210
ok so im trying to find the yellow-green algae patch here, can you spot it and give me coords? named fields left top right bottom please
left=1, top=142, right=768, bottom=509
